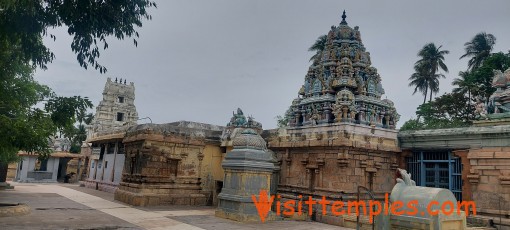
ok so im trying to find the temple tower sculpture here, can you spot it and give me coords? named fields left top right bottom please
left=487, top=68, right=510, bottom=117
left=81, top=77, right=138, bottom=192
left=268, top=11, right=402, bottom=227
left=88, top=77, right=138, bottom=139
left=286, top=11, right=399, bottom=128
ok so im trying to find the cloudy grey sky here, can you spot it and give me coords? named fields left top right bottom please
left=35, top=0, right=510, bottom=129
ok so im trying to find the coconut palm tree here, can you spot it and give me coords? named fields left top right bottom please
left=460, top=32, right=496, bottom=70
left=308, top=35, right=327, bottom=61
left=76, top=108, right=86, bottom=126
left=427, top=73, right=443, bottom=102
left=415, top=43, right=449, bottom=101
left=84, top=113, right=94, bottom=125
left=408, top=63, right=430, bottom=104
left=452, top=71, right=477, bottom=107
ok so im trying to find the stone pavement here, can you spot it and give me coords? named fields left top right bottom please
left=0, top=182, right=348, bottom=230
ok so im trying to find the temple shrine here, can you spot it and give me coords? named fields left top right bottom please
left=268, top=11, right=402, bottom=226
left=287, top=11, right=399, bottom=128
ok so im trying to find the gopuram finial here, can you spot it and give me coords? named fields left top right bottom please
left=341, top=10, right=347, bottom=24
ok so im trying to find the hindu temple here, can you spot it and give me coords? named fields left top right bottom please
left=286, top=11, right=399, bottom=128
left=69, top=11, right=510, bottom=230
left=268, top=11, right=402, bottom=226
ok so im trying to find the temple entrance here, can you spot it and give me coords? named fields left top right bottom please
left=406, top=151, right=462, bottom=201
left=57, top=157, right=71, bottom=182
left=424, top=162, right=449, bottom=189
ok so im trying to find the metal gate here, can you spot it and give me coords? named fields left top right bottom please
left=406, top=151, right=463, bottom=201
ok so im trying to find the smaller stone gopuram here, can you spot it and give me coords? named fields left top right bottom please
left=82, top=78, right=138, bottom=192
left=87, top=77, right=138, bottom=139
left=216, top=110, right=279, bottom=222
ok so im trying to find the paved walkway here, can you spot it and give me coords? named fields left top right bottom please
left=0, top=183, right=347, bottom=230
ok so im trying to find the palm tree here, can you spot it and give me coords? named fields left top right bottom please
left=76, top=108, right=86, bottom=126
left=408, top=63, right=430, bottom=104
left=460, top=32, right=496, bottom=70
left=452, top=71, right=476, bottom=107
left=415, top=43, right=449, bottom=102
left=427, top=73, right=443, bottom=102
left=84, top=113, right=94, bottom=125
left=308, top=35, right=327, bottom=61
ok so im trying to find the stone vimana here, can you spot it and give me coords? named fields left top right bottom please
left=287, top=11, right=399, bottom=129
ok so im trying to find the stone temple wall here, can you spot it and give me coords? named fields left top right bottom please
left=467, top=147, right=510, bottom=217
left=268, top=123, right=401, bottom=226
left=114, top=123, right=223, bottom=206
left=399, top=124, right=510, bottom=228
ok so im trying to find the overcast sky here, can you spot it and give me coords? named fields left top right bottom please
left=35, top=0, right=510, bottom=129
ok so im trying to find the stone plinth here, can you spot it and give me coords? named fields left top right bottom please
left=216, top=128, right=279, bottom=222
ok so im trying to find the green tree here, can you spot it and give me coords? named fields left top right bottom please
left=460, top=32, right=496, bottom=71
left=45, top=96, right=93, bottom=137
left=65, top=108, right=94, bottom=153
left=399, top=118, right=423, bottom=131
left=470, top=52, right=510, bottom=103
left=400, top=92, right=474, bottom=131
left=0, top=0, right=157, bottom=72
left=0, top=1, right=156, bottom=179
left=0, top=66, right=93, bottom=162
left=84, top=113, right=95, bottom=125
left=452, top=71, right=477, bottom=107
left=408, top=63, right=430, bottom=104
left=0, top=63, right=52, bottom=163
left=308, top=35, right=327, bottom=61
left=415, top=43, right=449, bottom=102
left=276, top=115, right=289, bottom=128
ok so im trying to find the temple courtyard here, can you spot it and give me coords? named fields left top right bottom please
left=0, top=182, right=347, bottom=230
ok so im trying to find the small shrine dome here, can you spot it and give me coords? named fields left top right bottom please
left=232, top=128, right=267, bottom=150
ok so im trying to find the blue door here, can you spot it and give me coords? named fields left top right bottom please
left=406, top=151, right=463, bottom=201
